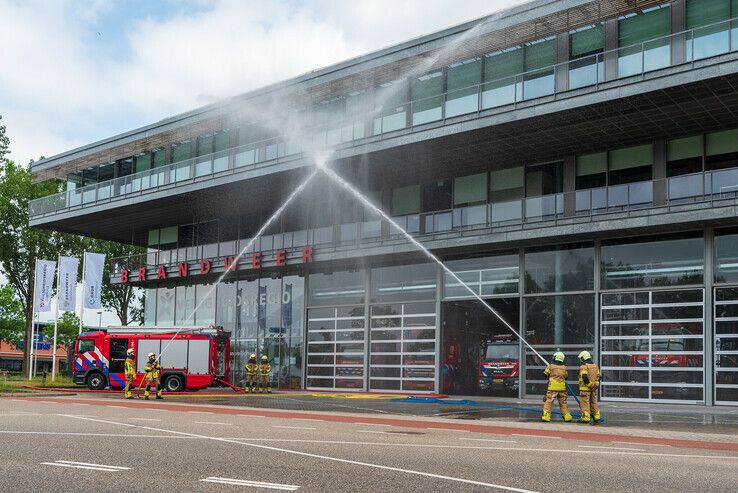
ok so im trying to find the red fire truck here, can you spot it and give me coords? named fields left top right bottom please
left=73, top=326, right=230, bottom=392
left=478, top=336, right=520, bottom=394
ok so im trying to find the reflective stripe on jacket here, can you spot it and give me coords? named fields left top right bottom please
left=245, top=362, right=258, bottom=376
left=259, top=363, right=271, bottom=376
left=124, top=357, right=135, bottom=377
left=144, top=362, right=161, bottom=379
left=578, top=363, right=600, bottom=391
left=544, top=364, right=568, bottom=391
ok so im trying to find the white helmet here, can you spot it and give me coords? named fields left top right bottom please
left=126, top=348, right=134, bottom=357
left=148, top=352, right=155, bottom=359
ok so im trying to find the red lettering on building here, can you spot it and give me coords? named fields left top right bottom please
left=252, top=252, right=262, bottom=269
left=138, top=267, right=146, bottom=281
left=200, top=259, right=211, bottom=275
left=224, top=256, right=237, bottom=272
left=157, top=265, right=167, bottom=280
left=120, top=269, right=129, bottom=284
left=276, top=249, right=286, bottom=266
left=302, top=246, right=314, bottom=263
left=178, top=262, right=188, bottom=277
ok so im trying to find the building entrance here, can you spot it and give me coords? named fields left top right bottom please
left=441, top=299, right=520, bottom=396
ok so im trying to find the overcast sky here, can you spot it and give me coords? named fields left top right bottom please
left=0, top=0, right=526, bottom=166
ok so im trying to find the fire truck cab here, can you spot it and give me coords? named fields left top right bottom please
left=478, top=336, right=520, bottom=394
left=73, top=326, right=230, bottom=392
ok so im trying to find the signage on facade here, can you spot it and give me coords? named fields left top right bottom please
left=120, top=246, right=314, bottom=284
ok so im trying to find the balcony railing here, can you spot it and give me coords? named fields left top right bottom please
left=110, top=169, right=738, bottom=278
left=31, top=17, right=738, bottom=219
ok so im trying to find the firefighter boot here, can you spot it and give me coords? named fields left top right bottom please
left=563, top=412, right=572, bottom=422
left=144, top=391, right=150, bottom=400
left=267, top=385, right=272, bottom=394
left=541, top=412, right=551, bottom=422
left=593, top=411, right=601, bottom=424
left=580, top=412, right=590, bottom=423
left=156, top=383, right=163, bottom=399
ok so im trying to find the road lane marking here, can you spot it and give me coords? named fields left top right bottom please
left=354, top=423, right=389, bottom=427
left=578, top=445, right=645, bottom=451
left=41, top=460, right=131, bottom=472
left=194, top=421, right=233, bottom=426
left=272, top=426, right=316, bottom=430
left=59, top=415, right=542, bottom=493
left=290, top=418, right=322, bottom=422
left=613, top=441, right=670, bottom=447
left=107, top=405, right=128, bottom=409
left=200, top=477, right=299, bottom=490
left=129, top=418, right=161, bottom=422
left=427, top=427, right=470, bottom=433
left=460, top=438, right=517, bottom=444
left=512, top=434, right=559, bottom=439
left=187, top=411, right=213, bottom=414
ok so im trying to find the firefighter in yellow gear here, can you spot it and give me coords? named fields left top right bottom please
left=124, top=348, right=135, bottom=399
left=144, top=352, right=163, bottom=400
left=258, top=355, right=272, bottom=393
left=541, top=352, right=572, bottom=422
left=245, top=354, right=258, bottom=393
left=578, top=351, right=601, bottom=424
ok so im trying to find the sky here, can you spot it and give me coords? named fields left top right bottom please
left=0, top=0, right=525, bottom=325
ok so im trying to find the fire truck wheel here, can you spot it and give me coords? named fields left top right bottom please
left=164, top=375, right=184, bottom=392
left=86, top=372, right=106, bottom=390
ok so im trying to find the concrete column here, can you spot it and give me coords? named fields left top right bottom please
left=653, top=139, right=667, bottom=206
left=555, top=32, right=570, bottom=92
left=604, top=19, right=619, bottom=81
left=434, top=266, right=443, bottom=394
left=671, top=0, right=686, bottom=65
left=563, top=155, right=576, bottom=216
left=704, top=228, right=714, bottom=406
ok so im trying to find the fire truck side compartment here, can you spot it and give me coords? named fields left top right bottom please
left=160, top=340, right=188, bottom=369
left=188, top=340, right=209, bottom=374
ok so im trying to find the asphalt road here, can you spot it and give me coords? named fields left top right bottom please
left=1, top=395, right=737, bottom=493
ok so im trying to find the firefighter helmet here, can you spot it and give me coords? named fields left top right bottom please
left=126, top=348, right=134, bottom=357
left=250, top=353, right=256, bottom=359
left=148, top=352, right=155, bottom=359
left=578, top=350, right=592, bottom=362
left=261, top=355, right=268, bottom=362
left=553, top=351, right=565, bottom=363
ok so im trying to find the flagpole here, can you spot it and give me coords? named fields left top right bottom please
left=79, top=251, right=86, bottom=334
left=28, top=259, right=38, bottom=380
left=51, top=254, right=61, bottom=382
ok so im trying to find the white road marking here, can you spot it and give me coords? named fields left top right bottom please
left=354, top=422, right=389, bottom=427
left=512, top=434, right=559, bottom=439
left=58, top=415, right=542, bottom=493
left=578, top=445, right=645, bottom=451
left=0, top=412, right=43, bottom=416
left=272, top=426, right=316, bottom=430
left=200, top=477, right=299, bottom=491
left=290, top=418, right=322, bottom=422
left=460, top=438, right=518, bottom=444
left=427, top=427, right=470, bottom=433
left=106, top=405, right=128, bottom=409
left=70, top=403, right=90, bottom=406
left=187, top=411, right=213, bottom=414
left=194, top=421, right=233, bottom=426
left=613, top=441, right=671, bottom=447
left=129, top=418, right=161, bottom=422
left=41, top=460, right=131, bottom=472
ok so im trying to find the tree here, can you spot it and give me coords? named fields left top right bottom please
left=0, top=116, right=75, bottom=370
left=0, top=284, right=25, bottom=345
left=55, top=311, right=81, bottom=346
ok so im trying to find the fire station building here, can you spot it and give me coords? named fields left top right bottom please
left=30, top=0, right=738, bottom=405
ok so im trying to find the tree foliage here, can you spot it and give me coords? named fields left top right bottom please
left=55, top=311, right=81, bottom=346
left=0, top=284, right=25, bottom=345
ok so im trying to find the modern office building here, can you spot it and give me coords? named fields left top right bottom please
left=29, top=0, right=738, bottom=405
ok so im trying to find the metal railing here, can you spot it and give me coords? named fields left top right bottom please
left=31, top=17, right=738, bottom=219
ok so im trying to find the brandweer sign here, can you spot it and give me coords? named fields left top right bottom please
left=120, top=246, right=314, bottom=284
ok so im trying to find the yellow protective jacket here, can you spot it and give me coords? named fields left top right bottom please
left=544, top=364, right=568, bottom=391
left=259, top=363, right=271, bottom=377
left=245, top=362, right=258, bottom=376
left=578, top=363, right=600, bottom=391
left=144, top=361, right=161, bottom=379
left=124, top=357, right=136, bottom=377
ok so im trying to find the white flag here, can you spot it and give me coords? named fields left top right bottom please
left=34, top=259, right=56, bottom=313
left=83, top=252, right=105, bottom=309
left=58, top=256, right=79, bottom=311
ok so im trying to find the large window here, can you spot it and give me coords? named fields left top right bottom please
left=422, top=179, right=452, bottom=213
left=371, top=263, right=437, bottom=303
left=443, top=254, right=519, bottom=298
left=618, top=4, right=672, bottom=77
left=715, top=228, right=738, bottom=283
left=525, top=244, right=595, bottom=293
left=411, top=71, right=443, bottom=125
left=454, top=173, right=487, bottom=206
left=490, top=167, right=524, bottom=223
left=714, top=287, right=738, bottom=404
left=308, top=270, right=365, bottom=306
left=391, top=185, right=421, bottom=216
left=569, top=24, right=604, bottom=89
left=706, top=128, right=738, bottom=171
left=576, top=152, right=607, bottom=189
left=171, top=140, right=192, bottom=182
left=522, top=36, right=556, bottom=99
left=601, top=234, right=704, bottom=289
left=608, top=144, right=653, bottom=185
left=446, top=58, right=481, bottom=117
left=482, top=46, right=523, bottom=108
left=686, top=0, right=731, bottom=60
left=525, top=161, right=563, bottom=219
left=307, top=306, right=365, bottom=390
left=373, top=80, right=408, bottom=134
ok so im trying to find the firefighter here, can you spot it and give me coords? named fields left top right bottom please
left=245, top=354, right=258, bottom=393
left=144, top=352, right=163, bottom=400
left=577, top=350, right=601, bottom=424
left=124, top=348, right=135, bottom=399
left=541, top=351, right=572, bottom=423
left=258, top=355, right=272, bottom=394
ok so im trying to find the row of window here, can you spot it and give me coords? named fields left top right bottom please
left=65, top=1, right=738, bottom=194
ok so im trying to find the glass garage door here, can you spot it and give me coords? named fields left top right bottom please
left=369, top=302, right=437, bottom=392
left=714, top=288, right=738, bottom=405
left=600, top=289, right=705, bottom=403
left=306, top=306, right=366, bottom=390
